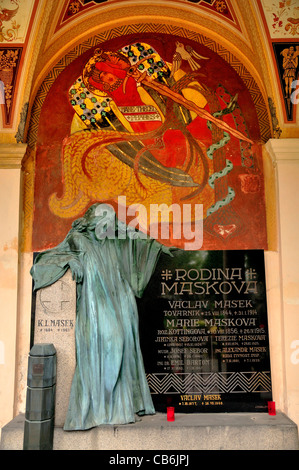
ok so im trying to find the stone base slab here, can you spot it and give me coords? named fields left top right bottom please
left=1, top=412, right=299, bottom=450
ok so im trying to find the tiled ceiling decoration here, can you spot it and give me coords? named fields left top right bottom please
left=56, top=0, right=238, bottom=33
left=0, top=0, right=38, bottom=128
left=259, top=0, right=299, bottom=38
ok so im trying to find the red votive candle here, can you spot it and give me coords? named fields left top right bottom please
left=268, top=401, right=276, bottom=415
left=167, top=407, right=175, bottom=421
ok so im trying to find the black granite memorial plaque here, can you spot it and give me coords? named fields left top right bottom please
left=138, top=250, right=272, bottom=413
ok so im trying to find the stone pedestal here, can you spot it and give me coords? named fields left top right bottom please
left=1, top=412, right=298, bottom=450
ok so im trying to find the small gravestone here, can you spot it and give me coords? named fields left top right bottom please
left=33, top=269, right=76, bottom=426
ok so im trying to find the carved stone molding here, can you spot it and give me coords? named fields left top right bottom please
left=0, top=143, right=27, bottom=169
left=266, top=138, right=299, bottom=162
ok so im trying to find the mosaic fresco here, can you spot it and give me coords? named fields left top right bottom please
left=31, top=32, right=268, bottom=252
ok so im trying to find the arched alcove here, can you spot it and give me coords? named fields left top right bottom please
left=1, top=1, right=298, bottom=446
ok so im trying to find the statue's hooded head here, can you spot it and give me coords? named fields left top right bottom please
left=71, top=203, right=117, bottom=239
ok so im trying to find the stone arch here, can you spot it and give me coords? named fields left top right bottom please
left=26, top=23, right=272, bottom=148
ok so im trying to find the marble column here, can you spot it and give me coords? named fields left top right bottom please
left=0, top=143, right=27, bottom=428
left=265, top=138, right=299, bottom=428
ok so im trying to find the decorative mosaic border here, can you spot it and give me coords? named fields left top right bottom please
left=147, top=371, right=272, bottom=394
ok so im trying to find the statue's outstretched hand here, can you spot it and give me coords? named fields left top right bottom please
left=69, top=259, right=83, bottom=283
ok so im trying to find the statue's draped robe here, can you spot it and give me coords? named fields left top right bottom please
left=31, top=219, right=167, bottom=430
